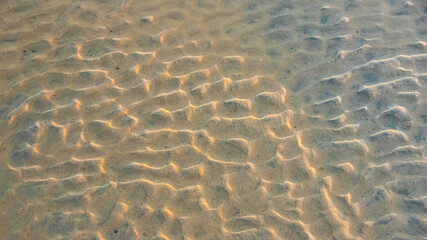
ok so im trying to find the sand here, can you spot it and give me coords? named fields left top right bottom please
left=0, top=0, right=426, bottom=239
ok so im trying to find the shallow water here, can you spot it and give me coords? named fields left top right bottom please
left=0, top=0, right=426, bottom=239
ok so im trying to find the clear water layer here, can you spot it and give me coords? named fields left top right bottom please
left=0, top=0, right=426, bottom=239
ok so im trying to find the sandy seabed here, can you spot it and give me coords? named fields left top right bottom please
left=0, top=0, right=426, bottom=239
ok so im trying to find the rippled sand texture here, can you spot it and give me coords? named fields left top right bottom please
left=1, top=0, right=426, bottom=239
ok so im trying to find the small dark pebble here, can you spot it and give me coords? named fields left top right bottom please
left=293, top=126, right=297, bottom=128
left=116, top=67, right=119, bottom=70
left=421, top=115, right=426, bottom=118
left=114, top=230, right=118, bottom=233
left=165, top=146, right=167, bottom=148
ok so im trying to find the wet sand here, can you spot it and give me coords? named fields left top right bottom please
left=0, top=0, right=426, bottom=239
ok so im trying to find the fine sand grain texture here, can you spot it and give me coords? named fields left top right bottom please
left=0, top=0, right=426, bottom=239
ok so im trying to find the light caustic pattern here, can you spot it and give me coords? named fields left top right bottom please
left=0, top=0, right=426, bottom=239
